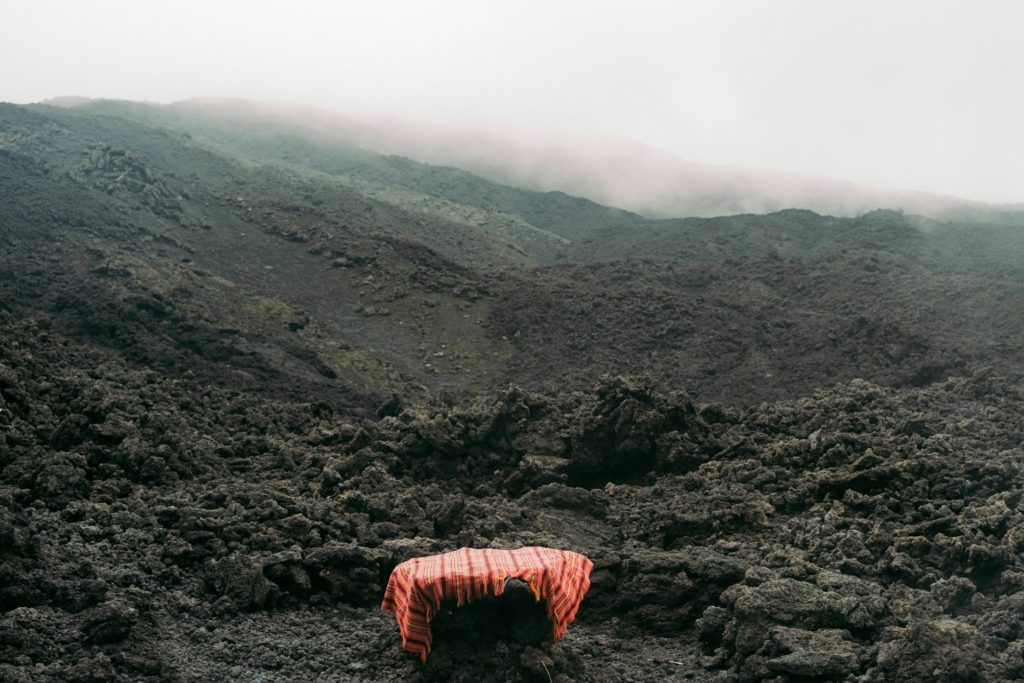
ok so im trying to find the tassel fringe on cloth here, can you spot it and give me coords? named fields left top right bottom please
left=381, top=546, right=594, bottom=662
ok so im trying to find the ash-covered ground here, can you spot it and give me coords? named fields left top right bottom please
left=2, top=101, right=1024, bottom=681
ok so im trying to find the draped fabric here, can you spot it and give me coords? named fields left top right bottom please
left=381, top=546, right=594, bottom=662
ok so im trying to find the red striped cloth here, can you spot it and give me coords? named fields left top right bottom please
left=381, top=546, right=594, bottom=662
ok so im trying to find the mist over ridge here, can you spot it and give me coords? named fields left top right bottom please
left=44, top=95, right=1023, bottom=224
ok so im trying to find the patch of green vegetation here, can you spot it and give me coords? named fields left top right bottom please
left=439, top=335, right=515, bottom=388
left=389, top=294, right=515, bottom=391
left=210, top=275, right=236, bottom=289
left=318, top=341, right=407, bottom=396
left=244, top=296, right=301, bottom=323
left=125, top=261, right=166, bottom=291
left=66, top=239, right=190, bottom=298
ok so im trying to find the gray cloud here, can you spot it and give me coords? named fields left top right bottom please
left=1, top=0, right=1021, bottom=203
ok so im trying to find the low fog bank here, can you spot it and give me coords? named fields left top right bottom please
left=310, top=113, right=1024, bottom=223
left=365, top=126, right=1024, bottom=222
left=47, top=96, right=1024, bottom=223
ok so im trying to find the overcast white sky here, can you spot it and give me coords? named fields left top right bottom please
left=1, top=0, right=1022, bottom=202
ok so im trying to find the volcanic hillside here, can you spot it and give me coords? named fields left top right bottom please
left=2, top=101, right=1024, bottom=681
left=3, top=101, right=1024, bottom=408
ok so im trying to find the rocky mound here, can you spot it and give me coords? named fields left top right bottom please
left=3, top=310, right=1023, bottom=681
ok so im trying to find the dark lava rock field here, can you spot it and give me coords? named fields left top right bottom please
left=2, top=100, right=1024, bottom=681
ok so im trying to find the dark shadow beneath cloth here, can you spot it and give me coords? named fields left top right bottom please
left=423, top=578, right=553, bottom=681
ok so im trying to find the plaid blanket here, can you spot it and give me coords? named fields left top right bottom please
left=381, top=546, right=594, bottom=662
